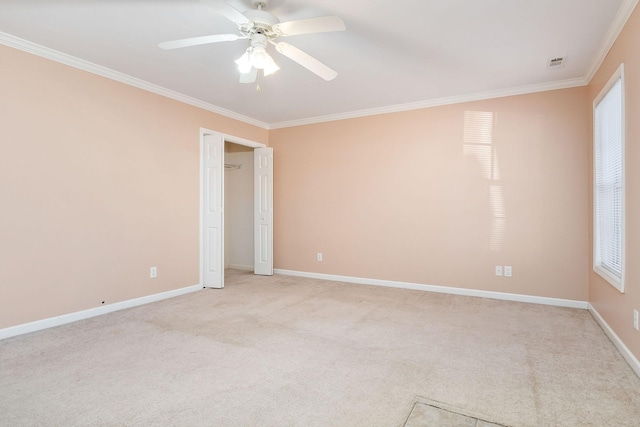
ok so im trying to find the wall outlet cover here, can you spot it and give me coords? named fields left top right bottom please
left=504, top=266, right=512, bottom=277
left=495, top=266, right=503, bottom=276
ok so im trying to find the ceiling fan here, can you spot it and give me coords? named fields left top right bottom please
left=159, top=0, right=346, bottom=83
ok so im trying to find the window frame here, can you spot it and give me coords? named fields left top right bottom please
left=593, top=63, right=625, bottom=293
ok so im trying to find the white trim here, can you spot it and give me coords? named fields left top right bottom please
left=274, top=269, right=588, bottom=309
left=0, top=31, right=587, bottom=131
left=594, top=63, right=626, bottom=106
left=198, top=127, right=266, bottom=150
left=592, top=64, right=625, bottom=293
left=2, top=0, right=636, bottom=132
left=585, top=0, right=639, bottom=84
left=0, top=32, right=269, bottom=130
left=0, top=284, right=202, bottom=341
left=229, top=264, right=254, bottom=271
left=199, top=128, right=265, bottom=289
left=224, top=134, right=267, bottom=149
left=268, top=78, right=587, bottom=129
left=199, top=131, right=206, bottom=290
left=588, top=304, right=640, bottom=378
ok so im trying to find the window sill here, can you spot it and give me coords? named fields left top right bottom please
left=594, top=264, right=624, bottom=293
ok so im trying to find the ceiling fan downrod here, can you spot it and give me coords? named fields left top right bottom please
left=251, top=0, right=268, bottom=10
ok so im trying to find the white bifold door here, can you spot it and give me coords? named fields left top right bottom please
left=203, top=134, right=224, bottom=288
left=202, top=134, right=273, bottom=288
left=254, top=147, right=273, bottom=275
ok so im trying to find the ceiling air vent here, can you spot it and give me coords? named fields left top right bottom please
left=547, top=56, right=566, bottom=70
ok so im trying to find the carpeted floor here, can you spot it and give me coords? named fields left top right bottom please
left=404, top=399, right=507, bottom=427
left=1, top=270, right=639, bottom=426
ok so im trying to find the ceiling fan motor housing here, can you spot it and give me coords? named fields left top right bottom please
left=244, top=9, right=279, bottom=27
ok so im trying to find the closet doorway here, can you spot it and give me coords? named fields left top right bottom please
left=224, top=142, right=254, bottom=272
left=200, top=129, right=273, bottom=289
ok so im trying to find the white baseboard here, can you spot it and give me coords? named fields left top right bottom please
left=274, top=269, right=588, bottom=309
left=228, top=264, right=254, bottom=272
left=0, top=284, right=202, bottom=340
left=588, top=304, right=640, bottom=378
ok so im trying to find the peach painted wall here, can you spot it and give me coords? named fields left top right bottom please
left=270, top=88, right=589, bottom=301
left=0, top=44, right=267, bottom=329
left=588, top=4, right=640, bottom=360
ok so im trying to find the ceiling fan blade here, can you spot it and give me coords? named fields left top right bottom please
left=273, top=16, right=345, bottom=37
left=159, top=34, right=241, bottom=50
left=275, top=42, right=338, bottom=81
left=199, top=0, right=252, bottom=25
left=239, top=67, right=258, bottom=84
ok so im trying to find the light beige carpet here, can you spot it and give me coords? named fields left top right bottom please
left=404, top=398, right=507, bottom=427
left=1, top=270, right=639, bottom=426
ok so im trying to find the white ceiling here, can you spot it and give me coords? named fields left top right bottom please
left=0, top=0, right=636, bottom=128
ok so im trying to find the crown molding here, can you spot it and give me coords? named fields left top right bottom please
left=585, top=0, right=639, bottom=84
left=0, top=32, right=269, bottom=130
left=3, top=0, right=635, bottom=134
left=269, top=77, right=587, bottom=129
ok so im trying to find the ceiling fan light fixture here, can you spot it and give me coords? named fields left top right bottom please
left=160, top=0, right=345, bottom=82
left=235, top=50, right=252, bottom=74
left=250, top=45, right=271, bottom=70
left=263, top=55, right=280, bottom=76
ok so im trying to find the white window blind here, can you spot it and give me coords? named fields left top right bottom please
left=594, top=65, right=624, bottom=292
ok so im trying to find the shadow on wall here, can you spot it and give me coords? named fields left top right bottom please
left=463, top=111, right=504, bottom=252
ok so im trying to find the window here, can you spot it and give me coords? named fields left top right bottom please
left=593, top=64, right=625, bottom=292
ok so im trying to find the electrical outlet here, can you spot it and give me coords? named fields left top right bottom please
left=317, top=253, right=323, bottom=262
left=504, top=266, right=512, bottom=277
left=495, top=266, right=503, bottom=276
left=150, top=267, right=157, bottom=278
left=634, top=310, right=639, bottom=331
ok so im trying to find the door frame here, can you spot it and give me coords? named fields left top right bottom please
left=199, top=127, right=267, bottom=288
